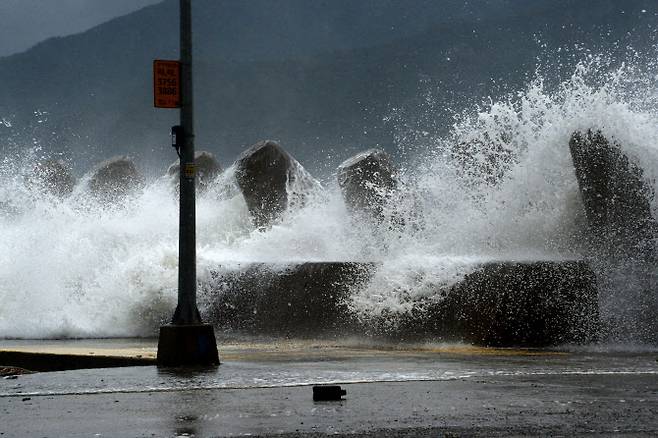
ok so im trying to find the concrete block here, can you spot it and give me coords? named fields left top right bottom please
left=167, top=150, right=222, bottom=192
left=337, top=149, right=397, bottom=222
left=569, top=130, right=657, bottom=261
left=396, top=261, right=599, bottom=346
left=86, top=156, right=143, bottom=201
left=157, top=324, right=220, bottom=367
left=207, top=262, right=376, bottom=335
left=234, top=140, right=319, bottom=228
left=31, top=159, right=76, bottom=197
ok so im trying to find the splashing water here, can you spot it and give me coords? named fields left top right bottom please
left=1, top=54, right=658, bottom=342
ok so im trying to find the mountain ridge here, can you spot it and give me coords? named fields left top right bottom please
left=0, top=0, right=656, bottom=172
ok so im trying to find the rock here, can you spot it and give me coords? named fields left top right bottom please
left=337, top=149, right=397, bottom=221
left=167, top=151, right=222, bottom=191
left=86, top=156, right=143, bottom=200
left=569, top=130, right=657, bottom=261
left=234, top=140, right=319, bottom=228
left=204, top=260, right=599, bottom=346
left=32, top=159, right=76, bottom=197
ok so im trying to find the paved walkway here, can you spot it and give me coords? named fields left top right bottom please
left=1, top=339, right=657, bottom=437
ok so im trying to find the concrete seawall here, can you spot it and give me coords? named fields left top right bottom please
left=206, top=260, right=598, bottom=347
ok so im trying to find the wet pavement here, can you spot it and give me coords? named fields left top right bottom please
left=1, top=339, right=657, bottom=437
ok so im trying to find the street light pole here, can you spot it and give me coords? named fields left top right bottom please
left=173, top=0, right=200, bottom=325
left=157, top=0, right=219, bottom=367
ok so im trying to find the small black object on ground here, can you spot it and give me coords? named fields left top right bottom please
left=313, top=385, right=346, bottom=401
left=1, top=366, right=33, bottom=377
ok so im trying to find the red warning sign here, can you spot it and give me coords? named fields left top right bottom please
left=153, top=60, right=181, bottom=108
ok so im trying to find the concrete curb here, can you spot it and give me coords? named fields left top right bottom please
left=0, top=350, right=156, bottom=372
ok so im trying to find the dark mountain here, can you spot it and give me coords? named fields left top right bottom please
left=0, top=0, right=656, bottom=173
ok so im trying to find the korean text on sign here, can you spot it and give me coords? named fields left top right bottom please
left=153, top=60, right=181, bottom=108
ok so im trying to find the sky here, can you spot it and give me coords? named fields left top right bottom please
left=0, top=0, right=162, bottom=57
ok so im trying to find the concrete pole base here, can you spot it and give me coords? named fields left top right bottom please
left=157, top=324, right=220, bottom=367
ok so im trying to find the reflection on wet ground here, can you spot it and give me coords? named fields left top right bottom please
left=1, top=337, right=656, bottom=398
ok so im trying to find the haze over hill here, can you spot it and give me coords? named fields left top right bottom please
left=0, top=0, right=656, bottom=173
left=0, top=0, right=162, bottom=57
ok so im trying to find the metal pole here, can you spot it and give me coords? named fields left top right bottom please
left=157, top=0, right=219, bottom=367
left=173, top=0, right=200, bottom=325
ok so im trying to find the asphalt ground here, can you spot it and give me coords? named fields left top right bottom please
left=1, top=339, right=657, bottom=437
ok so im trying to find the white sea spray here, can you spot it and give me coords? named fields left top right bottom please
left=1, top=53, right=658, bottom=341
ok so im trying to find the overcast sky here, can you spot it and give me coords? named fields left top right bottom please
left=0, top=0, right=162, bottom=57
